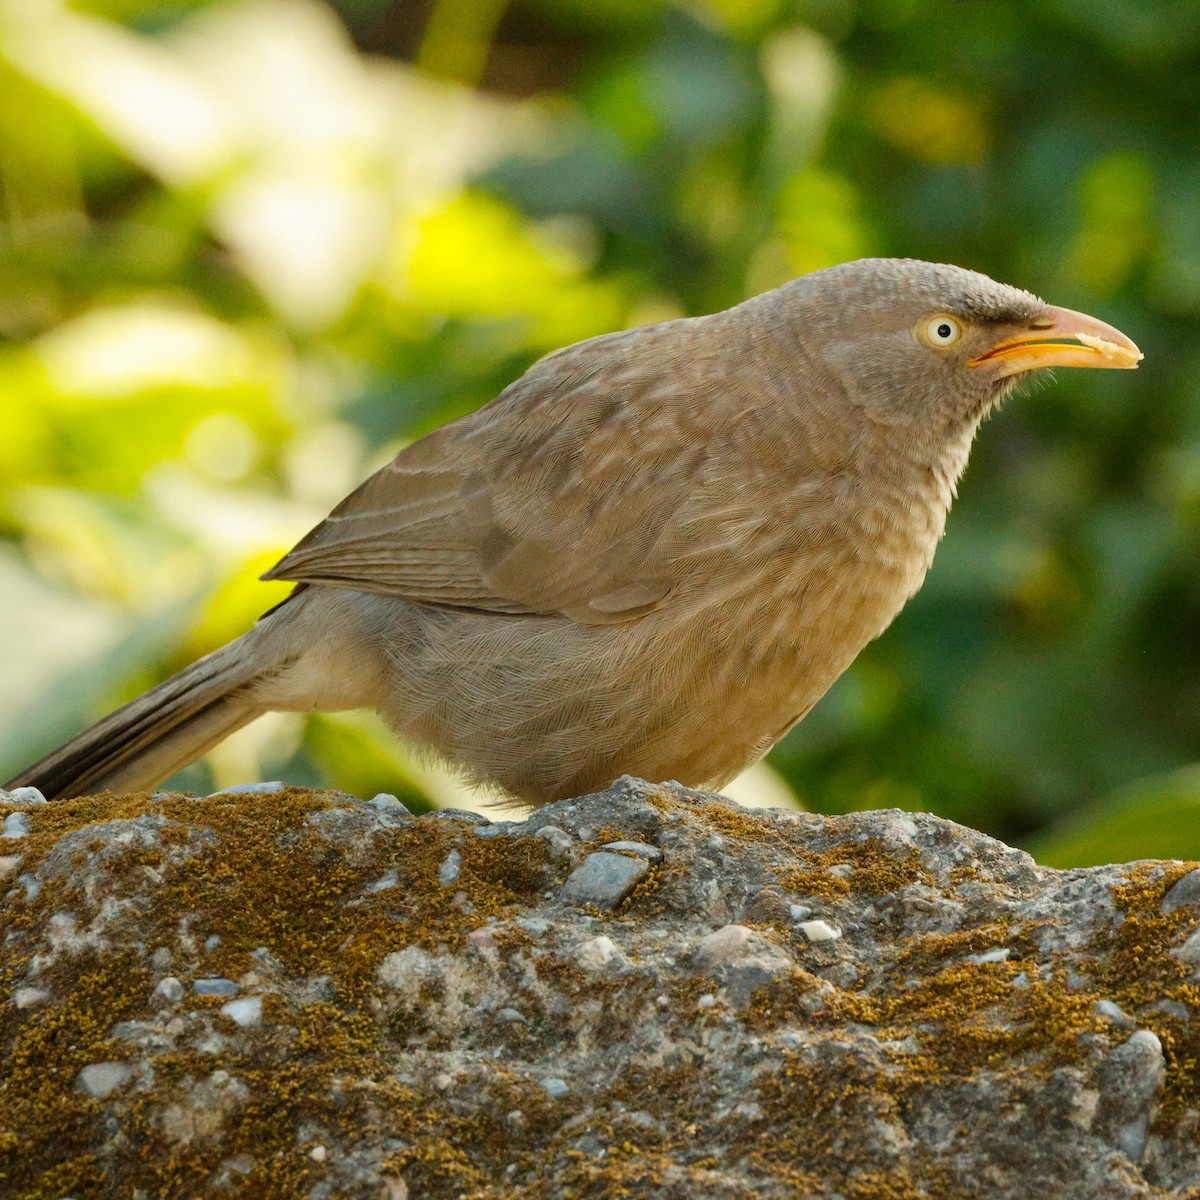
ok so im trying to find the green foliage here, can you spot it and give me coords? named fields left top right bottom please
left=2, top=0, right=1197, bottom=864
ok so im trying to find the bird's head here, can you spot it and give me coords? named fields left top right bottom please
left=781, top=258, right=1142, bottom=436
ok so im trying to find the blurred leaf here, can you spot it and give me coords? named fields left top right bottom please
left=1029, top=767, right=1200, bottom=867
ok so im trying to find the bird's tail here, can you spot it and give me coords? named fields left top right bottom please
left=5, top=634, right=265, bottom=801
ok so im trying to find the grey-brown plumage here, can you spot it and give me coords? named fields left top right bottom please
left=8, top=259, right=1141, bottom=804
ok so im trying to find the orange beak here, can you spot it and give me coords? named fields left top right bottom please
left=968, top=305, right=1143, bottom=378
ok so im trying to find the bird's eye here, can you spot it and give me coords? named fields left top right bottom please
left=924, top=314, right=962, bottom=348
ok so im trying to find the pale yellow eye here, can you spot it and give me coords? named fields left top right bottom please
left=924, top=314, right=962, bottom=347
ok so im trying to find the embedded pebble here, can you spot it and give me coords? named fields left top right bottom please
left=798, top=920, right=842, bottom=943
left=210, top=781, right=286, bottom=797
left=195, top=978, right=239, bottom=998
left=309, top=1144, right=327, bottom=1163
left=541, top=1077, right=569, bottom=1098
left=367, top=867, right=399, bottom=893
left=697, top=993, right=717, bottom=1009
left=576, top=935, right=625, bottom=971
left=1161, top=869, right=1200, bottom=914
left=154, top=977, right=184, bottom=1003
left=221, top=996, right=263, bottom=1028
left=77, top=1062, right=133, bottom=1098
left=3, top=812, right=31, bottom=840
left=968, top=948, right=1011, bottom=965
left=534, top=825, right=574, bottom=857
left=205, top=935, right=222, bottom=952
left=439, top=849, right=463, bottom=887
left=559, top=851, right=648, bottom=909
left=1172, top=928, right=1200, bottom=966
left=1095, top=1029, right=1165, bottom=1162
left=1, top=786, right=46, bottom=806
left=13, top=986, right=51, bottom=1009
left=789, top=904, right=813, bottom=922
left=0, top=855, right=22, bottom=879
left=1094, top=999, right=1133, bottom=1026
left=368, top=793, right=413, bottom=817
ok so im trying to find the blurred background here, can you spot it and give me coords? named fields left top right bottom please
left=1, top=0, right=1198, bottom=865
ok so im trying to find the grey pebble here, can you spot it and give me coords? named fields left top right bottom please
left=154, top=976, right=184, bottom=1003
left=439, top=849, right=463, bottom=887
left=1095, top=1029, right=1165, bottom=1162
left=3, top=812, right=31, bottom=840
left=194, top=978, right=239, bottom=998
left=1173, top=928, right=1200, bottom=966
left=534, top=825, right=574, bottom=857
left=210, top=781, right=287, bottom=797
left=77, top=1062, right=133, bottom=1098
left=205, top=935, right=222, bottom=952
left=1094, top=999, right=1133, bottom=1026
left=789, top=904, right=813, bottom=922
left=14, top=986, right=51, bottom=1009
left=368, top=793, right=413, bottom=817
left=559, top=851, right=649, bottom=909
left=1162, top=869, right=1200, bottom=914
left=540, top=1077, right=569, bottom=1098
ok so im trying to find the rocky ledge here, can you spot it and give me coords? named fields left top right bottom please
left=2, top=777, right=1200, bottom=1199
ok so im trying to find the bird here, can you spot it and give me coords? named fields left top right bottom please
left=7, top=258, right=1142, bottom=806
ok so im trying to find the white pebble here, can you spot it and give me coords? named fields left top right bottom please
left=309, top=1144, right=327, bottom=1162
left=697, top=993, right=717, bottom=1009
left=3, top=812, right=31, bottom=840
left=798, top=920, right=841, bottom=943
left=2, top=786, right=46, bottom=806
left=14, top=987, right=50, bottom=1010
left=220, top=996, right=263, bottom=1028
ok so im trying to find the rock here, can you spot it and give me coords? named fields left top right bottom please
left=1162, top=868, right=1200, bottom=914
left=3, top=812, right=31, bottom=839
left=220, top=996, right=263, bottom=1028
left=367, top=793, right=413, bottom=818
left=1094, top=1029, right=1166, bottom=1162
left=0, top=854, right=23, bottom=879
left=438, top=849, right=463, bottom=887
left=533, top=824, right=574, bottom=857
left=1173, top=928, right=1200, bottom=967
left=209, top=781, right=287, bottom=797
left=77, top=1062, right=133, bottom=1098
left=154, top=976, right=184, bottom=1003
left=575, top=934, right=626, bottom=972
left=1, top=786, right=46, bottom=806
left=796, top=919, right=841, bottom=942
left=194, top=978, right=238, bottom=998
left=559, top=850, right=648, bottom=908
left=4, top=777, right=1200, bottom=1199
left=694, top=924, right=793, bottom=1005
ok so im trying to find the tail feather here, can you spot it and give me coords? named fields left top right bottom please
left=5, top=636, right=263, bottom=800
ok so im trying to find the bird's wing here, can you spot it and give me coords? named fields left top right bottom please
left=263, top=317, right=771, bottom=624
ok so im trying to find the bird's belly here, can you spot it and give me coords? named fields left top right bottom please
left=373, top=532, right=931, bottom=804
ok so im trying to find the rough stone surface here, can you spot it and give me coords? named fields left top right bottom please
left=3, top=776, right=1200, bottom=1198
